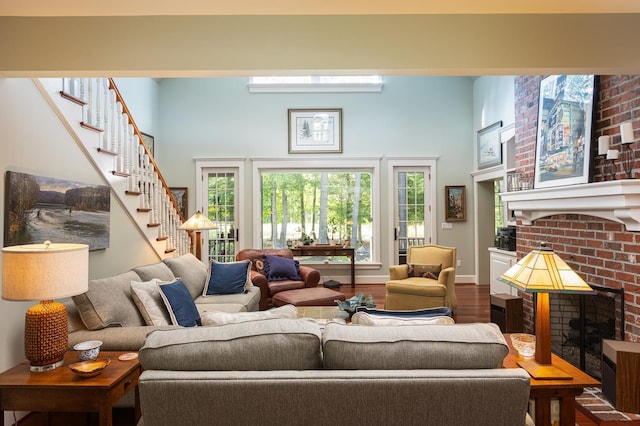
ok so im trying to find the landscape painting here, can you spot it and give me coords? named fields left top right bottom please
left=4, top=171, right=110, bottom=250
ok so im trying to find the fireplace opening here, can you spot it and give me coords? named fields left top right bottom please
left=549, top=284, right=625, bottom=379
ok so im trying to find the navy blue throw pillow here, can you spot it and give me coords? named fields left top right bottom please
left=263, top=255, right=301, bottom=281
left=204, top=260, right=251, bottom=295
left=158, top=280, right=201, bottom=327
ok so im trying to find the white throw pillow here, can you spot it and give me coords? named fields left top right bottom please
left=350, top=311, right=454, bottom=326
left=200, top=304, right=298, bottom=326
left=131, top=278, right=172, bottom=326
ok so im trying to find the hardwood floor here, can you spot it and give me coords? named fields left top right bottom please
left=15, top=283, right=597, bottom=426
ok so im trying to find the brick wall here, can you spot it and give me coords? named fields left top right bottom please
left=514, top=75, right=640, bottom=342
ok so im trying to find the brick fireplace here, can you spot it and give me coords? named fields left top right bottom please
left=509, top=75, right=640, bottom=350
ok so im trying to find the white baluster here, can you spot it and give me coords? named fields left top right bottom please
left=101, top=81, right=111, bottom=150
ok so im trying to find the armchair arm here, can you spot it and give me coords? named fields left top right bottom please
left=299, top=265, right=321, bottom=288
left=438, top=266, right=458, bottom=310
left=388, top=264, right=409, bottom=280
left=249, top=270, right=270, bottom=310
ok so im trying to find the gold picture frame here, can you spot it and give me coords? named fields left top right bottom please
left=445, top=185, right=466, bottom=222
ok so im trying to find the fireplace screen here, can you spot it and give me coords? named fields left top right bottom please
left=550, top=284, right=624, bottom=379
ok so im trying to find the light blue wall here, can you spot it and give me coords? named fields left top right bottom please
left=155, top=76, right=476, bottom=279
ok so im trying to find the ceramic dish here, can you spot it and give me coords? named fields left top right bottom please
left=69, top=358, right=111, bottom=377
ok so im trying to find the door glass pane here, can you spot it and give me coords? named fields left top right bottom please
left=207, top=172, right=236, bottom=263
left=396, top=170, right=426, bottom=264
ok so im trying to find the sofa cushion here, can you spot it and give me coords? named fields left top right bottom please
left=194, top=286, right=261, bottom=312
left=72, top=270, right=145, bottom=330
left=131, top=278, right=172, bottom=326
left=163, top=253, right=208, bottom=299
left=351, top=312, right=455, bottom=326
left=263, top=254, right=302, bottom=281
left=159, top=280, right=201, bottom=327
left=322, top=322, right=508, bottom=370
left=132, top=261, right=176, bottom=283
left=203, top=260, right=252, bottom=296
left=140, top=318, right=323, bottom=371
left=200, top=304, right=297, bottom=326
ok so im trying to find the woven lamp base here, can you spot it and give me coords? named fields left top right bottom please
left=25, top=300, right=68, bottom=372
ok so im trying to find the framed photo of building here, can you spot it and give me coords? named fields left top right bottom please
left=288, top=109, right=342, bottom=153
left=477, top=121, right=503, bottom=169
left=445, top=185, right=466, bottom=222
left=534, top=75, right=598, bottom=189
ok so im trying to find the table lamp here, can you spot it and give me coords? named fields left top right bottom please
left=498, top=242, right=595, bottom=380
left=178, top=211, right=217, bottom=261
left=2, top=241, right=89, bottom=372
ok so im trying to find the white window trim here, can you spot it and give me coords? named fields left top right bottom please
left=251, top=157, right=381, bottom=263
left=386, top=157, right=438, bottom=267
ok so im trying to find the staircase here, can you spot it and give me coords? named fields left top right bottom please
left=34, top=78, right=190, bottom=259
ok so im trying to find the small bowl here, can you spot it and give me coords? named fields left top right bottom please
left=510, top=333, right=536, bottom=358
left=69, top=358, right=110, bottom=377
left=73, top=340, right=103, bottom=361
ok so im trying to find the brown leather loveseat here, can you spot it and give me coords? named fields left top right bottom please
left=236, top=248, right=321, bottom=310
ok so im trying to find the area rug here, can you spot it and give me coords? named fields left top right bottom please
left=576, top=387, right=640, bottom=425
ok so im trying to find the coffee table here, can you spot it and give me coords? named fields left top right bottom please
left=0, top=351, right=141, bottom=426
left=296, top=305, right=341, bottom=320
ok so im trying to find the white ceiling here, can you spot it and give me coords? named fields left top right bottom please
left=2, top=0, right=640, bottom=16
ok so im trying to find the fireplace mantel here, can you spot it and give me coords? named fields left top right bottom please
left=501, top=180, right=640, bottom=231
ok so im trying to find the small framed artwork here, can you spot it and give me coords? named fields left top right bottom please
left=445, top=185, right=466, bottom=222
left=288, top=109, right=342, bottom=153
left=169, top=187, right=188, bottom=219
left=477, top=120, right=503, bottom=169
left=141, top=132, right=154, bottom=157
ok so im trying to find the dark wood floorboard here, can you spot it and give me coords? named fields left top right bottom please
left=15, top=283, right=596, bottom=426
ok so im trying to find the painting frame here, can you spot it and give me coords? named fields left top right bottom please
left=288, top=108, right=342, bottom=154
left=477, top=120, right=503, bottom=169
left=534, top=75, right=598, bottom=189
left=4, top=171, right=110, bottom=250
left=169, top=187, right=188, bottom=219
left=141, top=132, right=154, bottom=157
left=445, top=185, right=466, bottom=222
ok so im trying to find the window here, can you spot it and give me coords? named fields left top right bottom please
left=248, top=75, right=383, bottom=93
left=253, top=159, right=380, bottom=264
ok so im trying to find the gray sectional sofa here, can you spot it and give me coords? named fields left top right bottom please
left=65, top=253, right=261, bottom=351
left=137, top=320, right=533, bottom=426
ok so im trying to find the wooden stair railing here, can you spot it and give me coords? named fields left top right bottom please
left=49, top=77, right=190, bottom=257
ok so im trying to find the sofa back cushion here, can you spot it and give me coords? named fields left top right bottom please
left=132, top=261, right=176, bottom=283
left=140, top=318, right=322, bottom=371
left=322, top=322, right=508, bottom=370
left=163, top=253, right=208, bottom=299
left=72, top=270, right=145, bottom=330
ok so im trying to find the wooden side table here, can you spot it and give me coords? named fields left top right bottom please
left=503, top=334, right=600, bottom=426
left=0, top=351, right=141, bottom=426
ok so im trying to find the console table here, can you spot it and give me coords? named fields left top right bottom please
left=503, top=334, right=600, bottom=426
left=291, top=245, right=355, bottom=288
left=0, top=351, right=141, bottom=426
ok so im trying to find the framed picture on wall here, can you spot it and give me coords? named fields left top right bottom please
left=141, top=132, right=154, bottom=157
left=169, top=187, right=188, bottom=219
left=288, top=109, right=342, bottom=153
left=534, top=74, right=598, bottom=189
left=445, top=185, right=466, bottom=222
left=477, top=121, right=503, bottom=169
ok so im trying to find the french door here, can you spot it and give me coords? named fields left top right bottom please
left=390, top=161, right=435, bottom=265
left=196, top=160, right=244, bottom=263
